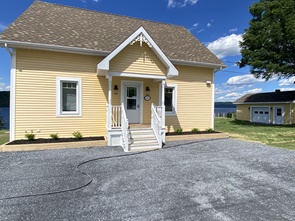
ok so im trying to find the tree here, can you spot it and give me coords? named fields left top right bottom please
left=239, top=0, right=295, bottom=80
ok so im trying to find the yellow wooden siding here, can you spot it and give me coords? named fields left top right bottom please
left=166, top=65, right=213, bottom=131
left=237, top=103, right=295, bottom=124
left=15, top=49, right=107, bottom=139
left=109, top=42, right=166, bottom=75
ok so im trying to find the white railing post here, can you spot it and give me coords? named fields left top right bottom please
left=151, top=104, right=162, bottom=147
left=121, top=102, right=129, bottom=152
left=161, top=80, right=166, bottom=143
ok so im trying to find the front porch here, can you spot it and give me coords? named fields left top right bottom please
left=106, top=75, right=166, bottom=152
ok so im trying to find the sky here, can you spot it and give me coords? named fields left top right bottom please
left=0, top=0, right=294, bottom=102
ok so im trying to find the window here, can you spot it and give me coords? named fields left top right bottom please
left=56, top=77, right=82, bottom=116
left=160, top=84, right=177, bottom=116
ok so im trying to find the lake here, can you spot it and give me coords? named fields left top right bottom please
left=0, top=107, right=235, bottom=130
left=0, top=107, right=9, bottom=129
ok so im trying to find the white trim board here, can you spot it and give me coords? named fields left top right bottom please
left=9, top=49, right=16, bottom=141
left=109, top=71, right=167, bottom=80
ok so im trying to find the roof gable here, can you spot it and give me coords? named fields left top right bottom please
left=234, top=91, right=295, bottom=104
left=97, top=27, right=178, bottom=77
left=0, top=1, right=225, bottom=68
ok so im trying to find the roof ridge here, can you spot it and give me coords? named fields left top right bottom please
left=37, top=0, right=185, bottom=29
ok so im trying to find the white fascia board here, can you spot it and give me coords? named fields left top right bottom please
left=0, top=40, right=109, bottom=56
left=171, top=59, right=227, bottom=70
left=234, top=101, right=293, bottom=105
left=109, top=71, right=166, bottom=80
left=97, top=26, right=178, bottom=77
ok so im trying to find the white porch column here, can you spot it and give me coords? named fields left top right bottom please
left=161, top=80, right=166, bottom=143
left=107, top=75, right=112, bottom=129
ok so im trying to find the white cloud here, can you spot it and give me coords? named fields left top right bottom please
left=0, top=82, right=10, bottom=91
left=247, top=88, right=263, bottom=94
left=207, top=34, right=243, bottom=58
left=197, top=28, right=204, bottom=33
left=207, top=23, right=211, bottom=28
left=226, top=74, right=265, bottom=85
left=280, top=87, right=295, bottom=91
left=278, top=76, right=295, bottom=86
left=216, top=88, right=263, bottom=102
left=92, top=0, right=100, bottom=2
left=229, top=28, right=238, bottom=33
left=167, top=0, right=198, bottom=8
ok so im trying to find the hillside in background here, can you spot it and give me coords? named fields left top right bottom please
left=0, top=91, right=9, bottom=107
left=214, top=102, right=236, bottom=108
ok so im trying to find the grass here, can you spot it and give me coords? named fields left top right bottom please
left=215, top=118, right=295, bottom=150
left=0, top=130, right=9, bottom=145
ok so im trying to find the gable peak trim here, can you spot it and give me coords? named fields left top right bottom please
left=97, top=26, right=178, bottom=77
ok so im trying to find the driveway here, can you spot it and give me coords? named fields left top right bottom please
left=0, top=139, right=294, bottom=221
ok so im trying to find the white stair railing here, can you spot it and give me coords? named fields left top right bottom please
left=121, top=103, right=129, bottom=152
left=151, top=104, right=162, bottom=147
left=111, top=105, right=122, bottom=128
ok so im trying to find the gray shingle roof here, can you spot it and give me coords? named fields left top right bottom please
left=234, top=90, right=295, bottom=103
left=0, top=1, right=224, bottom=66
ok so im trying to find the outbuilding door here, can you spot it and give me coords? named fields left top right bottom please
left=273, top=106, right=284, bottom=124
left=251, top=107, right=270, bottom=124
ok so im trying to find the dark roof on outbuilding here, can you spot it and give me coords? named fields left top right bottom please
left=0, top=1, right=224, bottom=66
left=234, top=90, right=295, bottom=104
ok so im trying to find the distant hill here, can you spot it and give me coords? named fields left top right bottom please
left=214, top=102, right=236, bottom=108
left=0, top=91, right=10, bottom=107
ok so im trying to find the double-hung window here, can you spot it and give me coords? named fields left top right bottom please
left=160, top=84, right=177, bottom=116
left=56, top=77, right=82, bottom=116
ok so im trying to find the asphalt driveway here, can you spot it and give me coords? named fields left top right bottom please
left=0, top=138, right=294, bottom=221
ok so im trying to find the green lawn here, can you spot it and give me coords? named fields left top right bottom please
left=215, top=118, right=295, bottom=150
left=0, top=130, right=9, bottom=145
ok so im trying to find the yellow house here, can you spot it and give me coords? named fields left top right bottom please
left=234, top=90, right=295, bottom=125
left=0, top=1, right=225, bottom=151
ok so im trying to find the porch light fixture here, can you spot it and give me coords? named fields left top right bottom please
left=114, top=85, right=118, bottom=90
left=205, top=80, right=212, bottom=85
left=146, top=86, right=150, bottom=92
left=248, top=107, right=250, bottom=110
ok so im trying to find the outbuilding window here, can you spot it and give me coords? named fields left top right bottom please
left=56, top=77, right=82, bottom=116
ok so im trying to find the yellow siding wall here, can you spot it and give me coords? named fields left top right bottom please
left=237, top=103, right=295, bottom=124
left=110, top=42, right=166, bottom=76
left=166, top=65, right=213, bottom=132
left=15, top=49, right=107, bottom=139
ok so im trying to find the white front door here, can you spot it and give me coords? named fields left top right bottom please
left=123, top=83, right=141, bottom=123
left=274, top=107, right=284, bottom=124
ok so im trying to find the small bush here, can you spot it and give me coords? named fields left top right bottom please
left=73, top=131, right=83, bottom=140
left=206, top=128, right=214, bottom=133
left=191, top=128, right=200, bottom=133
left=50, top=133, right=59, bottom=140
left=176, top=128, right=183, bottom=134
left=25, top=130, right=35, bottom=140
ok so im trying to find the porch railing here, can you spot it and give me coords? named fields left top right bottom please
left=151, top=104, right=162, bottom=147
left=121, top=103, right=129, bottom=152
left=111, top=105, right=122, bottom=128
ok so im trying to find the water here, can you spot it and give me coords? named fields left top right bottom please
left=214, top=107, right=236, bottom=114
left=0, top=107, right=235, bottom=130
left=0, top=107, right=9, bottom=129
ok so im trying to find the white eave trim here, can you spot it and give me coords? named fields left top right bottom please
left=97, top=26, right=178, bottom=78
left=109, top=71, right=166, bottom=80
left=234, top=101, right=295, bottom=105
left=0, top=40, right=109, bottom=56
left=171, top=59, right=227, bottom=70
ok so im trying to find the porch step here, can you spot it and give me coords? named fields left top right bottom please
left=129, top=128, right=160, bottom=151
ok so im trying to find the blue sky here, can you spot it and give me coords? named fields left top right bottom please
left=1, top=0, right=294, bottom=101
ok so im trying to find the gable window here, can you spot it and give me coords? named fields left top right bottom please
left=160, top=84, right=177, bottom=116
left=56, top=77, right=82, bottom=116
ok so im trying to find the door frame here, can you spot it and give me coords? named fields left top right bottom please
left=273, top=106, right=284, bottom=124
left=121, top=80, right=143, bottom=124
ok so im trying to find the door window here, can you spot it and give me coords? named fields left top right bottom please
left=127, top=87, right=137, bottom=110
left=277, top=108, right=282, bottom=116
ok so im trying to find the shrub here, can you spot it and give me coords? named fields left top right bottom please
left=50, top=133, right=59, bottom=140
left=25, top=130, right=35, bottom=140
left=191, top=128, right=200, bottom=133
left=176, top=128, right=183, bottom=134
left=206, top=128, right=214, bottom=133
left=73, top=131, right=83, bottom=140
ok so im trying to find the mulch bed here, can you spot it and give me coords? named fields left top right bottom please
left=166, top=131, right=220, bottom=136
left=6, top=136, right=105, bottom=145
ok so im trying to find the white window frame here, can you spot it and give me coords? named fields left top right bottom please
left=56, top=77, right=82, bottom=117
left=159, top=83, right=177, bottom=116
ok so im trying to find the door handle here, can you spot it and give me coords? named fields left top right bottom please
left=137, top=104, right=140, bottom=108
